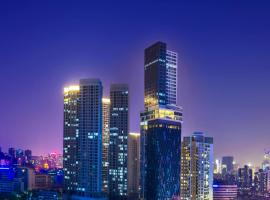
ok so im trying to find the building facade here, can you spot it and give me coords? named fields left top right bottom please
left=63, top=85, right=80, bottom=194
left=166, top=50, right=178, bottom=106
left=108, top=84, right=129, bottom=199
left=213, top=184, right=238, bottom=200
left=128, top=132, right=140, bottom=200
left=237, top=165, right=253, bottom=191
left=77, top=79, right=103, bottom=197
left=102, top=98, right=110, bottom=193
left=140, top=41, right=182, bottom=200
left=181, top=132, right=214, bottom=200
left=222, top=156, right=234, bottom=175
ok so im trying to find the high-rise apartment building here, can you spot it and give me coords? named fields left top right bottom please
left=102, top=97, right=110, bottom=193
left=77, top=79, right=103, bottom=196
left=181, top=132, right=214, bottom=200
left=108, top=84, right=129, bottom=200
left=63, top=85, right=80, bottom=194
left=140, top=41, right=182, bottom=200
left=128, top=132, right=140, bottom=200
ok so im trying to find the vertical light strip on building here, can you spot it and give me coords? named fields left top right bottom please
left=128, top=132, right=140, bottom=200
left=102, top=97, right=110, bottom=194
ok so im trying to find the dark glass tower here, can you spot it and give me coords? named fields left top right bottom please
left=144, top=42, right=167, bottom=108
left=63, top=85, right=80, bottom=194
left=78, top=79, right=103, bottom=197
left=140, top=42, right=182, bottom=199
left=222, top=156, right=234, bottom=175
left=108, top=84, right=129, bottom=200
left=145, top=119, right=181, bottom=199
left=144, top=41, right=178, bottom=109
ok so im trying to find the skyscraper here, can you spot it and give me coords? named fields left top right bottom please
left=140, top=41, right=182, bottom=200
left=108, top=84, right=129, bottom=200
left=254, top=169, right=270, bottom=194
left=144, top=41, right=178, bottom=109
left=77, top=79, right=103, bottom=197
left=222, top=156, right=234, bottom=175
left=102, top=97, right=110, bottom=193
left=128, top=132, right=140, bottom=200
left=237, top=165, right=253, bottom=191
left=8, top=148, right=15, bottom=158
left=63, top=85, right=80, bottom=194
left=181, top=132, right=214, bottom=200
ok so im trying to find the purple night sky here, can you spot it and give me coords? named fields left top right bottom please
left=1, top=1, right=270, bottom=166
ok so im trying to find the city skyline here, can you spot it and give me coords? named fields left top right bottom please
left=1, top=1, right=270, bottom=167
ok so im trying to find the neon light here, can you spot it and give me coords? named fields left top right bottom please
left=0, top=167, right=10, bottom=170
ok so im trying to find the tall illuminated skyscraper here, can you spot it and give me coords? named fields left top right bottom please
left=63, top=85, right=80, bottom=194
left=108, top=84, right=129, bottom=200
left=77, top=79, right=103, bottom=197
left=181, top=132, right=214, bottom=200
left=144, top=41, right=178, bottom=109
left=102, top=97, right=111, bottom=193
left=140, top=41, right=182, bottom=200
left=128, top=132, right=140, bottom=200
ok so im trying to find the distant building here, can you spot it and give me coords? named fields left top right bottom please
left=214, top=159, right=222, bottom=174
left=238, top=165, right=253, bottom=191
left=181, top=132, right=214, bottom=200
left=102, top=98, right=110, bottom=194
left=254, top=169, right=270, bottom=194
left=213, top=184, right=238, bottom=200
left=25, top=150, right=32, bottom=162
left=222, top=156, right=234, bottom=175
left=108, top=84, right=129, bottom=199
left=30, top=190, right=62, bottom=200
left=63, top=85, right=80, bottom=194
left=34, top=173, right=52, bottom=189
left=8, top=148, right=15, bottom=158
left=0, top=167, right=24, bottom=193
left=262, top=153, right=270, bottom=171
left=16, top=166, right=35, bottom=191
left=128, top=133, right=140, bottom=199
left=8, top=148, right=16, bottom=164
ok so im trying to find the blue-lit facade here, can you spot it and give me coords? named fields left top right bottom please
left=77, top=79, right=103, bottom=197
left=108, top=84, right=129, bottom=199
left=140, top=41, right=182, bottom=199
left=143, top=119, right=181, bottom=199
left=0, top=167, right=23, bottom=193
